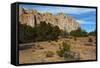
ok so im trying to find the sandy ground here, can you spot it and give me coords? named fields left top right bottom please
left=19, top=36, right=96, bottom=64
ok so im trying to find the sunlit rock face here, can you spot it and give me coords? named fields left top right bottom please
left=19, top=8, right=80, bottom=33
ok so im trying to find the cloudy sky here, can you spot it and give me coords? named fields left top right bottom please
left=19, top=4, right=96, bottom=32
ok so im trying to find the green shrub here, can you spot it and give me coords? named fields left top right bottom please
left=19, top=21, right=61, bottom=43
left=62, top=42, right=70, bottom=51
left=88, top=30, right=96, bottom=36
left=70, top=28, right=88, bottom=37
left=46, top=51, right=54, bottom=57
left=19, top=23, right=36, bottom=43
left=57, top=50, right=64, bottom=57
left=48, top=40, right=51, bottom=43
left=57, top=42, right=70, bottom=57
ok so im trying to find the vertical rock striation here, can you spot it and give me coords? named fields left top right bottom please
left=19, top=8, right=80, bottom=33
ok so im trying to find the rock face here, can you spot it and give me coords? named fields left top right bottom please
left=19, top=8, right=80, bottom=33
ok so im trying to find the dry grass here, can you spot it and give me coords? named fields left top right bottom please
left=19, top=36, right=96, bottom=64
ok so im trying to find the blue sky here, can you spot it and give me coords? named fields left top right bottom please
left=19, top=4, right=96, bottom=32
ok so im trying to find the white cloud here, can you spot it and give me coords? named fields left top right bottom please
left=77, top=20, right=95, bottom=24
left=20, top=4, right=96, bottom=15
left=56, top=7, right=96, bottom=15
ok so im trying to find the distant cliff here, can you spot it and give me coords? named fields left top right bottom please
left=19, top=8, right=80, bottom=33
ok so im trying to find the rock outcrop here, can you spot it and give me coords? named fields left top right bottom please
left=19, top=8, right=80, bottom=33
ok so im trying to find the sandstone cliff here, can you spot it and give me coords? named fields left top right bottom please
left=19, top=8, right=80, bottom=33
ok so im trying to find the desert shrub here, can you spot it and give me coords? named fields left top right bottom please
left=55, top=39, right=58, bottom=42
left=19, top=21, right=61, bottom=43
left=56, top=41, right=70, bottom=57
left=46, top=51, right=54, bottom=57
left=48, top=40, right=51, bottom=43
left=74, top=37, right=77, bottom=41
left=57, top=42, right=80, bottom=60
left=56, top=48, right=65, bottom=57
left=88, top=38, right=93, bottom=42
left=19, top=23, right=36, bottom=43
left=34, top=22, right=61, bottom=41
left=32, top=49, right=35, bottom=52
left=88, top=30, right=96, bottom=36
left=60, top=30, right=69, bottom=38
left=38, top=45, right=44, bottom=49
left=70, top=28, right=88, bottom=37
left=62, top=42, right=70, bottom=52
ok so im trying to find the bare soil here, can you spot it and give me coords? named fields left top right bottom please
left=19, top=36, right=96, bottom=64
